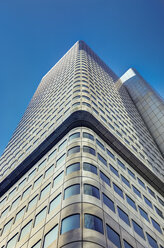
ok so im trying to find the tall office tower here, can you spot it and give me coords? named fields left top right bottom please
left=0, top=41, right=164, bottom=248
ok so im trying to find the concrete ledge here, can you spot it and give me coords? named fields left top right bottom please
left=0, top=110, right=164, bottom=197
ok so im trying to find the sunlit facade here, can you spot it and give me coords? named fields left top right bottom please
left=0, top=41, right=164, bottom=248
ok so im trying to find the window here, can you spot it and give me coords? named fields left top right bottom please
left=96, top=139, right=105, bottom=150
left=18, top=178, right=26, bottom=190
left=69, top=132, right=80, bottom=140
left=137, top=178, right=146, bottom=189
left=8, top=187, right=16, bottom=200
left=132, top=185, right=141, bottom=198
left=28, top=195, right=38, bottom=211
left=151, top=217, right=162, bottom=233
left=11, top=196, right=21, bottom=210
left=117, top=207, right=130, bottom=225
left=56, top=153, right=66, bottom=167
left=38, top=159, right=46, bottom=171
left=117, top=159, right=125, bottom=170
left=61, top=214, right=80, bottom=234
left=121, top=175, right=130, bottom=188
left=64, top=184, right=80, bottom=199
left=40, top=184, right=51, bottom=200
left=154, top=205, right=163, bottom=218
left=15, top=207, right=26, bottom=222
left=53, top=171, right=64, bottom=187
left=1, top=206, right=10, bottom=218
left=32, top=240, right=41, bottom=248
left=146, top=233, right=158, bottom=248
left=68, top=146, right=80, bottom=155
left=49, top=193, right=61, bottom=213
left=157, top=196, right=164, bottom=206
left=98, top=153, right=107, bottom=166
left=124, top=240, right=133, bottom=248
left=34, top=207, right=47, bottom=227
left=2, top=218, right=13, bottom=234
left=103, top=193, right=115, bottom=212
left=107, top=149, right=115, bottom=160
left=83, top=132, right=94, bottom=141
left=28, top=169, right=36, bottom=181
left=45, top=164, right=54, bottom=178
left=66, top=162, right=80, bottom=175
left=22, top=186, right=32, bottom=199
left=83, top=162, right=97, bottom=174
left=100, top=171, right=110, bottom=186
left=19, top=220, right=32, bottom=240
left=138, top=206, right=149, bottom=222
left=132, top=220, right=145, bottom=239
left=58, top=139, right=67, bottom=151
left=147, top=187, right=155, bottom=198
left=143, top=196, right=152, bottom=208
left=110, top=164, right=119, bottom=177
left=84, top=184, right=100, bottom=199
left=34, top=175, right=43, bottom=189
left=106, top=225, right=121, bottom=248
left=84, top=214, right=103, bottom=234
left=43, top=225, right=58, bottom=248
left=6, top=233, right=18, bottom=248
left=113, top=183, right=124, bottom=198
left=48, top=149, right=56, bottom=160
left=83, top=146, right=96, bottom=155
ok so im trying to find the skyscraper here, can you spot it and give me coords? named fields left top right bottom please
left=0, top=40, right=164, bottom=248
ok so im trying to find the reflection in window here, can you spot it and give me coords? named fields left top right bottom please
left=34, top=207, right=47, bottom=227
left=61, top=214, right=80, bottom=234
left=49, top=194, right=61, bottom=213
left=64, top=184, right=80, bottom=199
left=19, top=220, right=32, bottom=240
left=146, top=233, right=158, bottom=248
left=84, top=214, right=103, bottom=234
left=83, top=162, right=97, bottom=174
left=117, top=207, right=130, bottom=226
left=132, top=220, right=145, bottom=239
left=66, top=162, right=80, bottom=175
left=69, top=132, right=80, bottom=140
left=100, top=171, right=110, bottom=186
left=43, top=225, right=58, bottom=248
left=83, top=146, right=96, bottom=155
left=84, top=184, right=100, bottom=199
left=106, top=225, right=121, bottom=248
left=68, top=146, right=80, bottom=155
left=103, top=193, right=115, bottom=212
left=83, top=132, right=94, bottom=141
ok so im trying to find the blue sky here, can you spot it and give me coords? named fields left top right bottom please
left=0, top=0, right=164, bottom=156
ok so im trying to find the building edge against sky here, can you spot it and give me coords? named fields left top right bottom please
left=0, top=40, right=164, bottom=248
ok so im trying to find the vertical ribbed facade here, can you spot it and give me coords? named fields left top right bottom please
left=0, top=41, right=164, bottom=248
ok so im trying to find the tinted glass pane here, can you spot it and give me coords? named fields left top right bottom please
left=56, top=153, right=66, bottom=167
left=48, top=149, right=56, bottom=160
left=84, top=184, right=100, bottom=199
left=22, top=186, right=31, bottom=199
left=68, top=146, right=80, bottom=155
left=137, top=178, right=145, bottom=189
left=126, top=195, right=137, bottom=210
left=28, top=195, right=38, bottom=211
left=127, top=169, right=135, bottom=179
left=143, top=196, right=152, bottom=208
left=83, top=132, right=94, bottom=141
left=40, top=184, right=51, bottom=199
left=6, top=233, right=18, bottom=248
left=146, top=233, right=158, bottom=248
left=147, top=187, right=155, bottom=198
left=100, top=171, right=110, bottom=186
left=45, top=165, right=54, bottom=178
left=34, top=207, right=47, bottom=226
left=15, top=207, right=25, bottom=222
left=69, top=132, right=80, bottom=140
left=110, top=164, right=119, bottom=177
left=132, top=185, right=141, bottom=198
left=54, top=172, right=64, bottom=187
left=96, top=139, right=105, bottom=150
left=113, top=183, right=124, bottom=198
left=66, top=163, right=80, bottom=175
left=64, top=184, right=80, bottom=199
left=121, top=175, right=130, bottom=188
left=117, top=159, right=125, bottom=170
left=107, top=149, right=115, bottom=160
left=98, top=153, right=107, bottom=166
left=34, top=175, right=43, bottom=189
left=83, top=162, right=97, bottom=174
left=138, top=206, right=149, bottom=222
left=3, top=218, right=13, bottom=234
left=106, top=225, right=121, bottom=248
left=61, top=214, right=80, bottom=234
left=32, top=240, right=41, bottom=248
left=83, top=146, right=95, bottom=155
left=151, top=218, right=162, bottom=233
left=132, top=220, right=145, bottom=239
left=1, top=206, right=9, bottom=218
left=44, top=225, right=58, bottom=248
left=20, top=220, right=32, bottom=240
left=49, top=194, right=61, bottom=213
left=84, top=214, right=103, bottom=234
left=124, top=240, right=133, bottom=248
left=103, top=193, right=115, bottom=212
left=154, top=205, right=163, bottom=218
left=117, top=207, right=130, bottom=225
left=58, top=139, right=67, bottom=151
